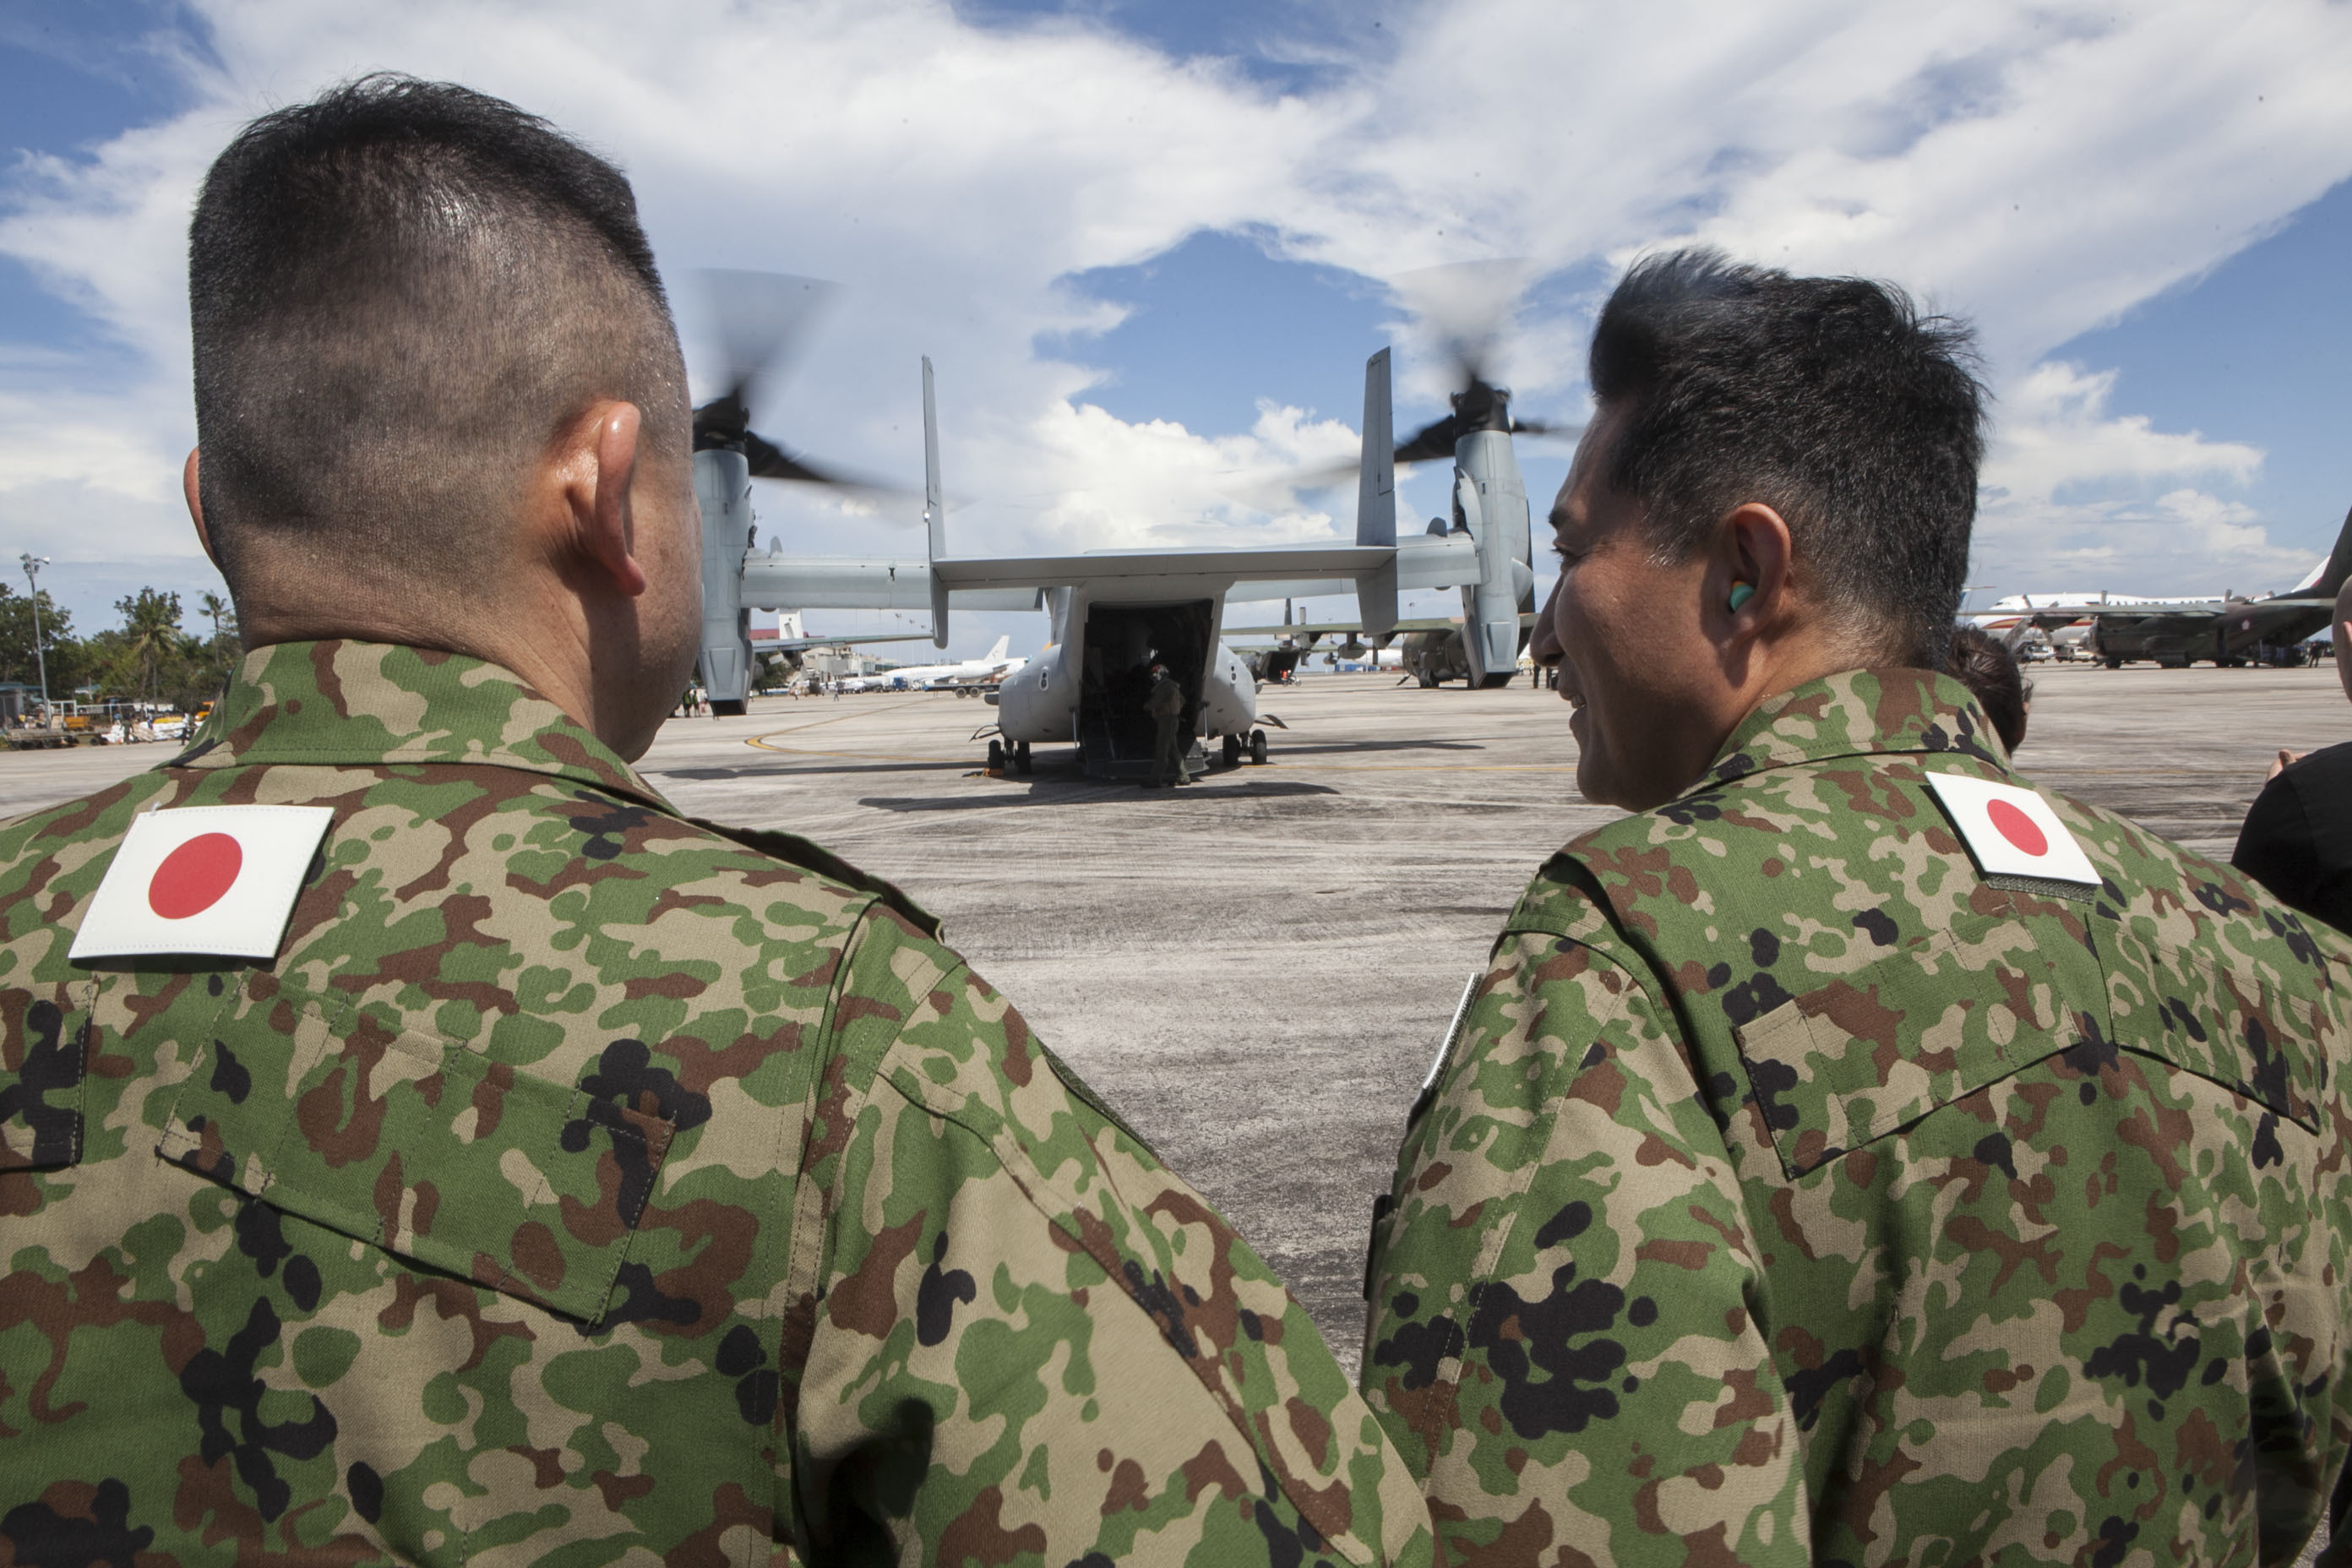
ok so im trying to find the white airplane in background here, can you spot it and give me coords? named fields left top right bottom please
left=1959, top=514, right=2352, bottom=667
left=840, top=634, right=1027, bottom=694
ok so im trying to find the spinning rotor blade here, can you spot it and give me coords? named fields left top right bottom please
left=1216, top=259, right=1577, bottom=509
left=689, top=269, right=918, bottom=509
left=698, top=269, right=834, bottom=413
left=1392, top=415, right=1462, bottom=467
left=742, top=429, right=839, bottom=485
left=1391, top=259, right=1531, bottom=391
left=741, top=428, right=916, bottom=504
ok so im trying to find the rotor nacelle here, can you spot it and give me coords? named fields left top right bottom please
left=693, top=445, right=754, bottom=713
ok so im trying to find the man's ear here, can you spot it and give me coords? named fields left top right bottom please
left=1713, top=502, right=1794, bottom=632
left=183, top=448, right=224, bottom=569
left=568, top=401, right=650, bottom=599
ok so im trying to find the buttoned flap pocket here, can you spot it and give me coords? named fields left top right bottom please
left=1734, top=915, right=2106, bottom=1179
left=2103, top=938, right=2326, bottom=1133
left=157, top=992, right=674, bottom=1325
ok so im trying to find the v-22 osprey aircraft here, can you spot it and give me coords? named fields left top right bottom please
left=690, top=350, right=1537, bottom=778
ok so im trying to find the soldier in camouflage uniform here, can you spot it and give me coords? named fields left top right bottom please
left=1363, top=252, right=2352, bottom=1565
left=0, top=79, right=1432, bottom=1565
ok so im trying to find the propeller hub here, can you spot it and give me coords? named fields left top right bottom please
left=1451, top=379, right=1514, bottom=434
left=693, top=395, right=751, bottom=453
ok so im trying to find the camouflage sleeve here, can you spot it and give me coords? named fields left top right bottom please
left=787, top=903, right=1434, bottom=1566
left=1362, top=928, right=1811, bottom=1566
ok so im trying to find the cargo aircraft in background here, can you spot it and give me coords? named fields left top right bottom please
left=1972, top=509, right=2352, bottom=667
left=683, top=271, right=1550, bottom=779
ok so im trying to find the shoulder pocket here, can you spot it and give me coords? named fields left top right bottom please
left=1733, top=915, right=2108, bottom=1179
left=2104, top=938, right=2328, bottom=1134
left=157, top=988, right=674, bottom=1324
left=1039, top=1044, right=1157, bottom=1158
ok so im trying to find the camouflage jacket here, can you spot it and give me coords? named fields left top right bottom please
left=1364, top=668, right=2352, bottom=1566
left=0, top=640, right=1432, bottom=1567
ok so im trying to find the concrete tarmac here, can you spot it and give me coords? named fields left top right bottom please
left=6, top=658, right=2347, bottom=1379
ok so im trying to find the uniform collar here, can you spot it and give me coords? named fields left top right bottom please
left=172, top=640, right=672, bottom=812
left=1687, top=667, right=2007, bottom=796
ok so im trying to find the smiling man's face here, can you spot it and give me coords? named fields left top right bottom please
left=1533, top=406, right=1737, bottom=811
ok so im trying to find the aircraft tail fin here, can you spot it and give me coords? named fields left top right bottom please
left=1356, top=348, right=1396, bottom=549
left=984, top=634, right=1010, bottom=663
left=1355, top=347, right=1399, bottom=637
left=2293, top=500, right=2352, bottom=598
left=924, top=356, right=948, bottom=649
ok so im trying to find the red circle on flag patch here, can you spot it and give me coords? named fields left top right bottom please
left=149, top=832, right=242, bottom=919
left=1987, top=799, right=2048, bottom=858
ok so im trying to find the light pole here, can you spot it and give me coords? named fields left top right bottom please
left=20, top=555, right=49, bottom=724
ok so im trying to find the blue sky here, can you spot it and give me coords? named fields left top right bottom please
left=2048, top=177, right=2352, bottom=581
left=4, top=0, right=2352, bottom=649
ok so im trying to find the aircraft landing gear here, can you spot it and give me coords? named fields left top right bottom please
left=987, top=738, right=1005, bottom=772
left=710, top=699, right=747, bottom=717
left=1222, top=733, right=1243, bottom=769
left=1015, top=740, right=1032, bottom=775
left=1250, top=729, right=1269, bottom=765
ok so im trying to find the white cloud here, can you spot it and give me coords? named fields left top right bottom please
left=1984, top=362, right=2262, bottom=504
left=5, top=0, right=2352, bottom=634
left=1967, top=362, right=2313, bottom=596
left=1973, top=484, right=2315, bottom=598
left=1010, top=398, right=1359, bottom=551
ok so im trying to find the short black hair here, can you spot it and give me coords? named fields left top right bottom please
left=1587, top=249, right=1984, bottom=665
left=1945, top=623, right=2028, bottom=753
left=189, top=74, right=684, bottom=591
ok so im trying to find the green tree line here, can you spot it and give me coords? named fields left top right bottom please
left=0, top=585, right=239, bottom=716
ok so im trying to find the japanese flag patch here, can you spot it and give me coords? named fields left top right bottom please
left=1923, top=773, right=2099, bottom=887
left=70, top=805, right=335, bottom=961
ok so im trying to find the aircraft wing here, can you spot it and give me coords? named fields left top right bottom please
left=1216, top=533, right=1483, bottom=605
left=1223, top=613, right=1528, bottom=636
left=2082, top=602, right=2229, bottom=618
left=743, top=556, right=1045, bottom=612
left=759, top=631, right=939, bottom=653
left=1222, top=619, right=1381, bottom=637
left=934, top=544, right=1394, bottom=590
left=741, top=540, right=1467, bottom=612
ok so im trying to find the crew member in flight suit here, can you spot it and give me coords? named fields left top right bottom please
left=1147, top=661, right=1191, bottom=787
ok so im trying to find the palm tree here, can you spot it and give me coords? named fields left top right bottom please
left=199, top=591, right=235, bottom=645
left=113, top=590, right=183, bottom=706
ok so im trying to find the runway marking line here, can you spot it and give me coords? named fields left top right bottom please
left=748, top=717, right=984, bottom=767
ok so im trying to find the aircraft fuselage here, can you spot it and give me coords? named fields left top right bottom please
left=994, top=585, right=1259, bottom=776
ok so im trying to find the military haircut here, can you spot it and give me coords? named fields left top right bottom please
left=188, top=74, right=685, bottom=593
left=1588, top=248, right=1984, bottom=666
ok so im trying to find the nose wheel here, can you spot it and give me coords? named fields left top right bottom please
left=1250, top=729, right=1268, bottom=765
left=1222, top=733, right=1242, bottom=768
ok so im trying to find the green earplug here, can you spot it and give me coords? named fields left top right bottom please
left=1728, top=582, right=1755, bottom=612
